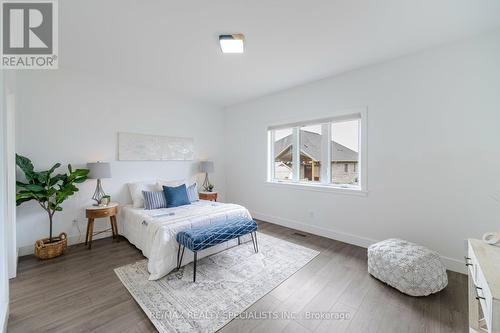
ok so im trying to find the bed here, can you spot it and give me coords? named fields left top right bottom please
left=118, top=200, right=252, bottom=280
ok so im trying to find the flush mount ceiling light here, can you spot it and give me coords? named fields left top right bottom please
left=219, top=34, right=245, bottom=54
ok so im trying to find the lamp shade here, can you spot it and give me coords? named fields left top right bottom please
left=87, top=162, right=111, bottom=179
left=199, top=161, right=214, bottom=173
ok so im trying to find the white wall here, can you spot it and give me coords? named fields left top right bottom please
left=14, top=69, right=226, bottom=252
left=224, top=30, right=500, bottom=273
left=1, top=70, right=10, bottom=333
left=5, top=89, right=16, bottom=279
left=13, top=29, right=500, bottom=273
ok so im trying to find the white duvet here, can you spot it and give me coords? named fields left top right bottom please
left=119, top=200, right=252, bottom=280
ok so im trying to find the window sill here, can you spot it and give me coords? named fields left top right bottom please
left=265, top=181, right=368, bottom=196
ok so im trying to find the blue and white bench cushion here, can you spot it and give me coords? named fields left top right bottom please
left=176, top=218, right=257, bottom=252
left=176, top=217, right=258, bottom=282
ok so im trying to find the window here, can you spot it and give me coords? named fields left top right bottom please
left=272, top=128, right=293, bottom=181
left=332, top=119, right=360, bottom=185
left=267, top=111, right=365, bottom=192
left=300, top=124, right=323, bottom=182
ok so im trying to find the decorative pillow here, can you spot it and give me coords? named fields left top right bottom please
left=162, top=184, right=191, bottom=208
left=128, top=181, right=158, bottom=208
left=186, top=183, right=199, bottom=202
left=142, top=191, right=167, bottom=210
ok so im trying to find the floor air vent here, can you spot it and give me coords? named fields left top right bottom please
left=293, top=232, right=307, bottom=238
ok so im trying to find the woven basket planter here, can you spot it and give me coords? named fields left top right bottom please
left=34, top=232, right=68, bottom=260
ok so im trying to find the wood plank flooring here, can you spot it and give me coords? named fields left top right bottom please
left=8, top=221, right=468, bottom=333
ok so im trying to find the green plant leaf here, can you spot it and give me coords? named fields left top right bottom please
left=16, top=154, right=36, bottom=181
left=16, top=182, right=45, bottom=192
left=35, top=171, right=50, bottom=184
left=46, top=187, right=57, bottom=197
left=48, top=202, right=62, bottom=211
left=48, top=163, right=61, bottom=175
left=16, top=191, right=39, bottom=206
left=16, top=190, right=35, bottom=199
left=49, top=174, right=66, bottom=186
left=68, top=168, right=89, bottom=182
left=34, top=164, right=60, bottom=185
left=55, top=182, right=79, bottom=204
left=16, top=196, right=33, bottom=206
left=15, top=155, right=90, bottom=239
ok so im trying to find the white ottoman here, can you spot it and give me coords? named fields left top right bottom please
left=367, top=238, right=448, bottom=296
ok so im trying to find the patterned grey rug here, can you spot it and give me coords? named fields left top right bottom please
left=115, top=232, right=319, bottom=333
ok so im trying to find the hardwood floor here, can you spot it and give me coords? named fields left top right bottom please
left=8, top=221, right=468, bottom=333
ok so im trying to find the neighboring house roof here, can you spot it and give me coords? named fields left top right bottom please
left=275, top=161, right=292, bottom=170
left=275, top=131, right=358, bottom=162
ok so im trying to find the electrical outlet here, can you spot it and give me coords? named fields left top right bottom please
left=309, top=211, right=315, bottom=219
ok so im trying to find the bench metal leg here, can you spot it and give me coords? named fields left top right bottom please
left=178, top=231, right=257, bottom=283
left=177, top=244, right=181, bottom=269
left=254, top=232, right=258, bottom=253
left=251, top=232, right=258, bottom=253
left=193, top=252, right=197, bottom=282
left=177, top=245, right=185, bottom=270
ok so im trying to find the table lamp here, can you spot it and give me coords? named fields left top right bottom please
left=87, top=162, right=111, bottom=205
left=199, top=161, right=214, bottom=191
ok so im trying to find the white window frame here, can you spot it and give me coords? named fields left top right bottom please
left=267, top=108, right=367, bottom=195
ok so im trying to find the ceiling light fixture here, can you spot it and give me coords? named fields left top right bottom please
left=219, top=34, right=245, bottom=54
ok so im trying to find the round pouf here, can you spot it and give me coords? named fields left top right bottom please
left=367, top=238, right=448, bottom=296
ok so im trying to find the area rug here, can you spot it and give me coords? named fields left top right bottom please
left=115, top=232, right=319, bottom=333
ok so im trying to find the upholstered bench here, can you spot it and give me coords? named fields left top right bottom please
left=368, top=238, right=448, bottom=296
left=176, top=218, right=258, bottom=282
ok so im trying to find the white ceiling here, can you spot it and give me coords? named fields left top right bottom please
left=61, top=0, right=500, bottom=107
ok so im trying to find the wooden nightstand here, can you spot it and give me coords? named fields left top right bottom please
left=199, top=191, right=218, bottom=202
left=85, top=203, right=119, bottom=249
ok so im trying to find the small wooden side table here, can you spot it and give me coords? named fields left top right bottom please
left=199, top=191, right=218, bottom=202
left=85, top=203, right=119, bottom=249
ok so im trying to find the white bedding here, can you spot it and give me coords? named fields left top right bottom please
left=119, top=200, right=252, bottom=280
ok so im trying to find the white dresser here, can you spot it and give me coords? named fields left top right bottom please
left=467, top=239, right=500, bottom=333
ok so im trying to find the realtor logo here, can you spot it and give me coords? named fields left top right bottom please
left=1, top=0, right=58, bottom=69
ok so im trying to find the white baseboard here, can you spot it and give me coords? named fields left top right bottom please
left=17, top=230, right=113, bottom=257
left=252, top=211, right=466, bottom=275
left=440, top=255, right=467, bottom=274
left=252, top=211, right=377, bottom=248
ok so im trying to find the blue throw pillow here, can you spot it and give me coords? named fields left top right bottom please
left=142, top=190, right=167, bottom=210
left=187, top=183, right=199, bottom=202
left=163, top=184, right=191, bottom=208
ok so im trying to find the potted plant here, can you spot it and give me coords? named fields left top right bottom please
left=15, top=154, right=89, bottom=259
left=100, top=195, right=111, bottom=206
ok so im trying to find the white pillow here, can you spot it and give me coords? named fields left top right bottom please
left=128, top=181, right=158, bottom=208
left=155, top=179, right=186, bottom=191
